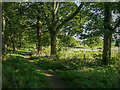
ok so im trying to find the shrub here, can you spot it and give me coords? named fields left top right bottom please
left=58, top=35, right=76, bottom=47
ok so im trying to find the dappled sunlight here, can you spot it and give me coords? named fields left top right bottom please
left=27, top=49, right=119, bottom=88
left=2, top=46, right=119, bottom=88
left=45, top=73, right=55, bottom=77
left=2, top=1, right=120, bottom=88
left=2, top=52, right=52, bottom=88
left=60, top=66, right=119, bottom=88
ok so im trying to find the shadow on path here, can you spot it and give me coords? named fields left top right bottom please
left=24, top=54, right=68, bottom=88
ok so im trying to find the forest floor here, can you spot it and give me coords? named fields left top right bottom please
left=3, top=48, right=119, bottom=88
left=24, top=53, right=68, bottom=88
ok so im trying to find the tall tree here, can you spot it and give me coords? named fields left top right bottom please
left=102, top=2, right=120, bottom=64
left=41, top=2, right=84, bottom=56
left=2, top=2, right=27, bottom=51
left=78, top=2, right=120, bottom=64
left=25, top=2, right=48, bottom=54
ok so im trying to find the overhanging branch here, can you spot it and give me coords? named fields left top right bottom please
left=55, top=2, right=84, bottom=34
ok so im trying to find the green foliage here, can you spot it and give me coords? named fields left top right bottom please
left=58, top=35, right=77, bottom=47
left=42, top=34, right=50, bottom=47
left=32, top=57, right=65, bottom=71
left=3, top=46, right=119, bottom=88
left=86, top=37, right=103, bottom=49
left=93, top=50, right=103, bottom=65
left=2, top=2, right=120, bottom=88
left=2, top=53, right=51, bottom=88
left=30, top=46, right=119, bottom=88
left=60, top=66, right=119, bottom=88
left=115, top=39, right=120, bottom=47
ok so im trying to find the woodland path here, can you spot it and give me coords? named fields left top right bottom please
left=24, top=53, right=68, bottom=88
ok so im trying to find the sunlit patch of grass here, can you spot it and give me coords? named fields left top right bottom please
left=18, top=46, right=119, bottom=88
left=7, top=53, right=24, bottom=58
left=31, top=48, right=119, bottom=88
left=2, top=54, right=52, bottom=88
left=60, top=65, right=119, bottom=88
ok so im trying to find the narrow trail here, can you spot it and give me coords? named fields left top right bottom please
left=24, top=53, right=68, bottom=88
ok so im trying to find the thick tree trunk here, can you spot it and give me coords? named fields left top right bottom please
left=102, top=34, right=112, bottom=64
left=102, top=3, right=112, bottom=64
left=42, top=2, right=83, bottom=56
left=50, top=32, right=57, bottom=56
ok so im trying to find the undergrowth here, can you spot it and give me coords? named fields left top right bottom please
left=31, top=47, right=119, bottom=88
left=2, top=52, right=52, bottom=88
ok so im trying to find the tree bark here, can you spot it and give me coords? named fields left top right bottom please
left=11, top=35, right=15, bottom=51
left=50, top=31, right=57, bottom=56
left=102, top=34, right=112, bottom=64
left=2, top=11, right=6, bottom=54
left=4, top=40, right=7, bottom=53
left=0, top=1, right=2, bottom=63
left=37, top=17, right=42, bottom=54
left=102, top=3, right=112, bottom=64
left=42, top=2, right=84, bottom=56
left=19, top=36, right=22, bottom=49
left=38, top=34, right=42, bottom=54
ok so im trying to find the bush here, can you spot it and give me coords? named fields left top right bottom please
left=58, top=35, right=76, bottom=47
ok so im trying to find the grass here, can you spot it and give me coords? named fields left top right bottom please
left=32, top=56, right=119, bottom=88
left=2, top=50, right=52, bottom=88
left=3, top=45, right=120, bottom=88
left=60, top=65, right=119, bottom=88
left=75, top=42, right=116, bottom=49
left=30, top=46, right=120, bottom=88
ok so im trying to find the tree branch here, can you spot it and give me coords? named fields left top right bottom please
left=41, top=30, right=49, bottom=36
left=42, top=30, right=49, bottom=34
left=54, top=15, right=63, bottom=26
left=55, top=2, right=60, bottom=15
left=52, top=2, right=55, bottom=29
left=55, top=2, right=84, bottom=34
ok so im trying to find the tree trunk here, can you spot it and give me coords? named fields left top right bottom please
left=19, top=36, right=22, bottom=49
left=11, top=36, right=15, bottom=51
left=39, top=36, right=42, bottom=54
left=38, top=35, right=42, bottom=54
left=2, top=12, right=6, bottom=54
left=4, top=40, right=7, bottom=53
left=37, top=18, right=42, bottom=54
left=102, top=3, right=112, bottom=64
left=0, top=2, right=2, bottom=62
left=102, top=34, right=112, bottom=64
left=50, top=32, right=57, bottom=56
